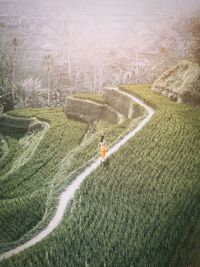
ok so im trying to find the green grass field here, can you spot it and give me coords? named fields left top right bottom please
left=1, top=85, right=200, bottom=267
left=0, top=98, right=138, bottom=255
left=0, top=108, right=88, bottom=246
left=73, top=92, right=104, bottom=104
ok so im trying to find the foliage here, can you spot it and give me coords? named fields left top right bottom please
left=0, top=147, right=3, bottom=158
left=16, top=76, right=46, bottom=108
left=0, top=108, right=88, bottom=245
left=73, top=92, right=104, bottom=104
left=0, top=136, right=21, bottom=178
left=0, top=52, right=14, bottom=112
left=1, top=84, right=199, bottom=267
left=169, top=202, right=200, bottom=267
left=0, top=99, right=134, bottom=251
left=189, top=13, right=200, bottom=63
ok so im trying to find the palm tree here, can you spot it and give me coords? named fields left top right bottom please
left=18, top=76, right=43, bottom=107
left=42, top=54, right=54, bottom=106
left=12, top=38, right=19, bottom=102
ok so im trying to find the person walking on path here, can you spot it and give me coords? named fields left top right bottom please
left=99, top=135, right=107, bottom=162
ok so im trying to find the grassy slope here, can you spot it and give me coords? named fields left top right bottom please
left=0, top=137, right=20, bottom=177
left=121, top=85, right=200, bottom=267
left=0, top=136, right=8, bottom=159
left=0, top=108, right=88, bottom=245
left=73, top=92, right=104, bottom=104
left=0, top=103, right=135, bottom=251
left=170, top=203, right=200, bottom=267
left=1, top=85, right=200, bottom=266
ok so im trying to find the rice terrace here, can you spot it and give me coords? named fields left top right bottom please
left=0, top=0, right=200, bottom=266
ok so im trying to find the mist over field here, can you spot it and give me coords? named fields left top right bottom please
left=0, top=0, right=200, bottom=108
left=1, top=2, right=200, bottom=267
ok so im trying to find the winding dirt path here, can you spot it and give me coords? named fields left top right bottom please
left=0, top=88, right=155, bottom=261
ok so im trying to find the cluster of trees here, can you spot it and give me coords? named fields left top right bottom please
left=41, top=12, right=200, bottom=91
left=0, top=52, right=44, bottom=112
left=39, top=13, right=194, bottom=98
left=188, top=13, right=200, bottom=63
left=0, top=51, right=14, bottom=112
left=0, top=12, right=200, bottom=112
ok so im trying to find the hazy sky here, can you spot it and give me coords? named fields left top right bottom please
left=1, top=0, right=200, bottom=17
left=60, top=0, right=200, bottom=16
left=82, top=0, right=200, bottom=12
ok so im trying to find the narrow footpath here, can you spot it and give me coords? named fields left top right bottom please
left=0, top=88, right=155, bottom=261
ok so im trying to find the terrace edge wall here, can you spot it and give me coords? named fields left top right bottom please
left=64, top=87, right=145, bottom=124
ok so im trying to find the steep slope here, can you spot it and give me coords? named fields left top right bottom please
left=0, top=87, right=152, bottom=261
left=152, top=60, right=200, bottom=104
left=1, top=85, right=199, bottom=267
left=0, top=92, right=142, bottom=255
left=0, top=108, right=88, bottom=246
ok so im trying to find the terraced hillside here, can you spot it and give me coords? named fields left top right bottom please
left=0, top=93, right=142, bottom=256
left=1, top=85, right=200, bottom=267
left=0, top=108, right=88, bottom=247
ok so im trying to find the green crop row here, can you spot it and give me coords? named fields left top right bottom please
left=0, top=189, right=47, bottom=244
left=0, top=108, right=88, bottom=246
left=0, top=136, right=21, bottom=178
left=0, top=139, right=4, bottom=159
left=1, top=85, right=199, bottom=267
left=73, top=92, right=104, bottom=104
left=0, top=102, right=137, bottom=252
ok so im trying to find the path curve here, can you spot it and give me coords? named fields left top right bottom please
left=0, top=88, right=155, bottom=261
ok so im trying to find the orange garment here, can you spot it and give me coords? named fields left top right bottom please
left=101, top=146, right=106, bottom=158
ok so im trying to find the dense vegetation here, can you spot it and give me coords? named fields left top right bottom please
left=0, top=108, right=88, bottom=246
left=1, top=85, right=199, bottom=267
left=0, top=96, right=136, bottom=253
left=73, top=92, right=104, bottom=104
left=0, top=136, right=20, bottom=177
